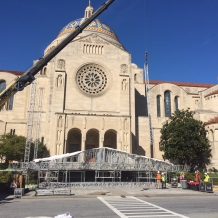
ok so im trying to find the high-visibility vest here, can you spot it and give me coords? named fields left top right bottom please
left=204, top=175, right=210, bottom=183
left=156, top=173, right=161, bottom=180
left=161, top=175, right=165, bottom=182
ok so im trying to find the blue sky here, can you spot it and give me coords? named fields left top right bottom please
left=0, top=0, right=218, bottom=84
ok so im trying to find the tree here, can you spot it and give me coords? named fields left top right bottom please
left=159, top=109, right=212, bottom=171
left=0, top=134, right=49, bottom=167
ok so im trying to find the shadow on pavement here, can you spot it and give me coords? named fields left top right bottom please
left=0, top=193, right=14, bottom=205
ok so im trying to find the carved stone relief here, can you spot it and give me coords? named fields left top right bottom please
left=121, top=64, right=128, bottom=74
left=79, top=34, right=109, bottom=45
left=122, top=79, right=128, bottom=91
left=56, top=74, right=63, bottom=87
left=57, top=130, right=62, bottom=141
left=57, top=116, right=63, bottom=128
left=57, top=59, right=65, bottom=70
left=124, top=132, right=128, bottom=142
left=124, top=118, right=129, bottom=131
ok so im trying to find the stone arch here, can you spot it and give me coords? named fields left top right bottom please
left=0, top=80, right=6, bottom=92
left=66, top=128, right=82, bottom=153
left=85, top=129, right=99, bottom=150
left=104, top=129, right=117, bottom=149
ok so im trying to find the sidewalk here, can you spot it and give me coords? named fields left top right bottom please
left=18, top=187, right=218, bottom=199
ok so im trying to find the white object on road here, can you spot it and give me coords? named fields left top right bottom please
left=54, top=212, right=73, bottom=218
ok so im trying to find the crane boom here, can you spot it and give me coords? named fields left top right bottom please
left=144, top=52, right=154, bottom=158
left=0, top=0, right=115, bottom=109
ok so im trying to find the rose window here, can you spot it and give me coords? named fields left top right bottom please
left=76, top=64, right=109, bottom=96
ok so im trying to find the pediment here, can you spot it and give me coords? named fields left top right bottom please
left=78, top=34, right=110, bottom=45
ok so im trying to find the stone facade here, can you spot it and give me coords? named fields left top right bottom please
left=0, top=4, right=218, bottom=169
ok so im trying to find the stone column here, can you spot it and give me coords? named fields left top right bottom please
left=99, top=132, right=104, bottom=148
left=81, top=139, right=85, bottom=151
left=116, top=133, right=119, bottom=150
left=99, top=138, right=104, bottom=148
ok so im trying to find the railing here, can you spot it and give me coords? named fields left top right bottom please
left=38, top=182, right=156, bottom=189
left=20, top=161, right=189, bottom=172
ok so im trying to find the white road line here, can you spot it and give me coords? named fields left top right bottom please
left=98, top=197, right=189, bottom=218
left=132, top=197, right=189, bottom=218
left=98, top=197, right=128, bottom=218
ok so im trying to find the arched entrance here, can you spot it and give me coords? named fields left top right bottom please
left=85, top=129, right=99, bottom=150
left=104, top=129, right=117, bottom=149
left=66, top=128, right=82, bottom=153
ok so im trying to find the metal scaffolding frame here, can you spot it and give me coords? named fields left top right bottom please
left=23, top=80, right=37, bottom=174
left=20, top=147, right=189, bottom=184
left=33, top=87, right=44, bottom=159
left=144, top=52, right=154, bottom=158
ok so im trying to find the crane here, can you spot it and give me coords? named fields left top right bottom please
left=0, top=0, right=115, bottom=175
left=144, top=52, right=154, bottom=158
left=0, top=0, right=115, bottom=110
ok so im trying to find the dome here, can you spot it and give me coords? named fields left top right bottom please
left=57, top=18, right=119, bottom=42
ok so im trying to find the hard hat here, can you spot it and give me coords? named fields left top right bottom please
left=204, top=172, right=207, bottom=175
left=158, top=171, right=160, bottom=173
left=162, top=173, right=164, bottom=175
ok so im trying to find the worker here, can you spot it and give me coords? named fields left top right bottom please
left=161, top=173, right=166, bottom=189
left=180, top=172, right=184, bottom=181
left=195, top=170, right=200, bottom=182
left=156, top=171, right=162, bottom=189
left=204, top=173, right=210, bottom=183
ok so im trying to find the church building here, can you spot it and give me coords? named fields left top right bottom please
left=0, top=3, right=218, bottom=168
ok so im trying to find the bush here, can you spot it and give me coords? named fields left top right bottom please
left=0, top=171, right=11, bottom=183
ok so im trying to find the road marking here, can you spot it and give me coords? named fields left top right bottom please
left=98, top=196, right=189, bottom=218
left=26, top=217, right=52, bottom=218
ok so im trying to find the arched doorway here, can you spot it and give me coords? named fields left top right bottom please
left=66, top=128, right=82, bottom=153
left=104, top=130, right=117, bottom=149
left=85, top=129, right=99, bottom=150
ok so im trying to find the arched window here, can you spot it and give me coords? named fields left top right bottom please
left=8, top=96, right=14, bottom=110
left=156, top=95, right=161, bottom=117
left=0, top=80, right=6, bottom=92
left=43, top=67, right=47, bottom=75
left=164, top=91, right=171, bottom=117
left=175, top=96, right=179, bottom=112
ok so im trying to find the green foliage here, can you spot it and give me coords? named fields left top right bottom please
left=26, top=171, right=38, bottom=185
left=159, top=109, right=212, bottom=171
left=0, top=163, right=8, bottom=170
left=0, top=171, right=11, bottom=183
left=208, top=167, right=218, bottom=174
left=0, top=134, right=49, bottom=167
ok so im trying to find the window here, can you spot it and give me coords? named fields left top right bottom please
left=157, top=95, right=161, bottom=117
left=43, top=67, right=47, bottom=75
left=8, top=96, right=14, bottom=110
left=40, top=67, right=47, bottom=75
left=10, top=129, right=15, bottom=135
left=175, top=96, right=179, bottom=112
left=164, top=91, right=171, bottom=117
left=0, top=80, right=6, bottom=92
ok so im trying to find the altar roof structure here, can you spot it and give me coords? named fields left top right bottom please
left=29, top=147, right=188, bottom=172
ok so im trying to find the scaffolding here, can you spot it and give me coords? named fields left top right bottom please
left=144, top=52, right=154, bottom=158
left=23, top=80, right=37, bottom=175
left=34, top=87, right=44, bottom=159
left=21, top=147, right=189, bottom=185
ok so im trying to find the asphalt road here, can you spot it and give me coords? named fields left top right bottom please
left=0, top=195, right=217, bottom=218
left=139, top=196, right=218, bottom=218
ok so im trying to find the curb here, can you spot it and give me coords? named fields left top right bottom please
left=20, top=192, right=217, bottom=199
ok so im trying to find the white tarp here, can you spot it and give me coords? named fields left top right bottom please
left=33, top=151, right=82, bottom=162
